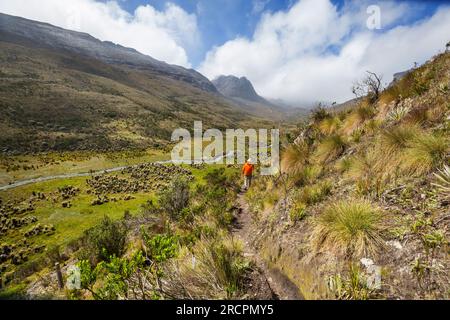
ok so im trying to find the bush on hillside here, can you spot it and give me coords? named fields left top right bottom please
left=79, top=216, right=128, bottom=264
left=158, top=176, right=190, bottom=221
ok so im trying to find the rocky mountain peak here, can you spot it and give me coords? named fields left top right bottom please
left=212, top=75, right=265, bottom=103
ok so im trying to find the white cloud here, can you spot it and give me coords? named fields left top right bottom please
left=200, top=0, right=450, bottom=106
left=0, top=0, right=198, bottom=67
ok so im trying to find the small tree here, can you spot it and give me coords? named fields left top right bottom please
left=310, top=103, right=331, bottom=123
left=352, top=71, right=383, bottom=103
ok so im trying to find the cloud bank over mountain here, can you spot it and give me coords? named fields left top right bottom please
left=199, top=0, right=450, bottom=105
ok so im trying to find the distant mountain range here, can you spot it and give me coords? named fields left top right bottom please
left=0, top=13, right=280, bottom=153
left=0, top=13, right=216, bottom=93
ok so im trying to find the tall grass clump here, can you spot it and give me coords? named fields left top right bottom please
left=291, top=165, right=323, bottom=187
left=311, top=199, right=384, bottom=258
left=345, top=149, right=394, bottom=196
left=315, top=134, right=347, bottom=163
left=336, top=157, right=353, bottom=173
left=281, top=141, right=310, bottom=174
left=162, top=237, right=250, bottom=299
left=380, top=125, right=421, bottom=153
left=401, top=133, right=449, bottom=175
left=296, top=180, right=332, bottom=205
left=318, top=116, right=341, bottom=135
left=341, top=103, right=375, bottom=135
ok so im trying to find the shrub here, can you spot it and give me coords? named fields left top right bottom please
left=79, top=216, right=128, bottom=264
left=311, top=106, right=331, bottom=123
left=402, top=133, right=448, bottom=175
left=158, top=176, right=190, bottom=220
left=45, top=245, right=65, bottom=265
left=143, top=232, right=179, bottom=263
left=77, top=252, right=146, bottom=300
left=311, top=199, right=384, bottom=258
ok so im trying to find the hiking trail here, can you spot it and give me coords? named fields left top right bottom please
left=233, top=192, right=304, bottom=300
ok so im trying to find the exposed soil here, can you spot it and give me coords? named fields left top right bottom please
left=233, top=192, right=304, bottom=300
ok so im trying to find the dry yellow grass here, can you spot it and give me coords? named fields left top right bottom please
left=314, top=134, right=347, bottom=164
left=311, top=199, right=384, bottom=258
left=281, top=141, right=310, bottom=174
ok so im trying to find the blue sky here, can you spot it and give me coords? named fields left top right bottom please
left=117, top=0, right=293, bottom=66
left=1, top=0, right=450, bottom=104
left=116, top=0, right=447, bottom=67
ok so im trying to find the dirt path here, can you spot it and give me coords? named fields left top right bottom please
left=233, top=192, right=304, bottom=300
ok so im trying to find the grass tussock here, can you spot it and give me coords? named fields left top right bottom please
left=380, top=125, right=421, bottom=153
left=311, top=199, right=384, bottom=258
left=291, top=165, right=323, bottom=187
left=335, top=157, right=353, bottom=173
left=314, top=134, right=347, bottom=163
left=295, top=180, right=332, bottom=206
left=401, top=133, right=448, bottom=175
left=318, top=116, right=341, bottom=135
left=346, top=148, right=398, bottom=196
left=341, top=103, right=375, bottom=135
left=162, top=236, right=250, bottom=299
left=281, top=141, right=310, bottom=174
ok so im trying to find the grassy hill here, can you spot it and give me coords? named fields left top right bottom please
left=0, top=14, right=272, bottom=155
left=245, top=51, right=449, bottom=299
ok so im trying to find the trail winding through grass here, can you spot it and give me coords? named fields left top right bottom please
left=233, top=192, right=304, bottom=300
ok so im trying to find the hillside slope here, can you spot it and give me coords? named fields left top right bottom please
left=0, top=13, right=267, bottom=154
left=246, top=51, right=449, bottom=299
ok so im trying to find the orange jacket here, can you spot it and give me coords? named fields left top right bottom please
left=242, top=163, right=254, bottom=176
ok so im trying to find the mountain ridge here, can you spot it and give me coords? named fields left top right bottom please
left=0, top=13, right=273, bottom=154
left=0, top=12, right=217, bottom=93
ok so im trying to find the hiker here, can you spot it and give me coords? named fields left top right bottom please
left=242, top=158, right=255, bottom=190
